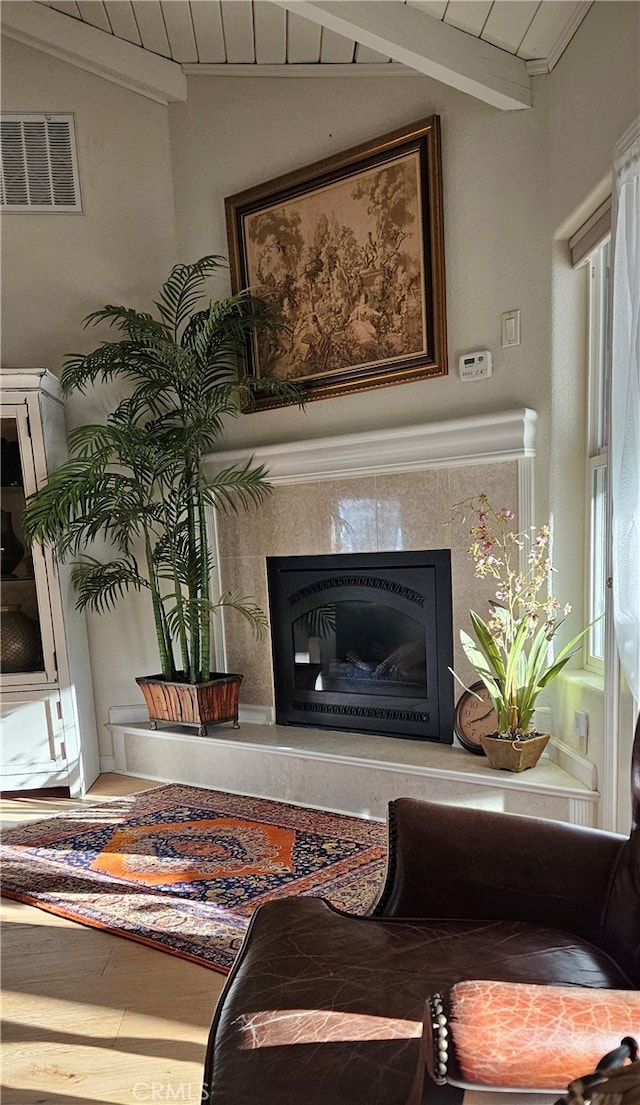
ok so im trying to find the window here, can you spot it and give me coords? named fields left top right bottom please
left=585, top=237, right=610, bottom=670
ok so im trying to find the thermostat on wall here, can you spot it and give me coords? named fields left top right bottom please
left=459, top=350, right=493, bottom=381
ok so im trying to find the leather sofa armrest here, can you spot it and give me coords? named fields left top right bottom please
left=422, top=981, right=640, bottom=1094
left=372, top=798, right=625, bottom=940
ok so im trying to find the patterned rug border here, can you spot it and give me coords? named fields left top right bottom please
left=0, top=883, right=220, bottom=970
left=1, top=784, right=387, bottom=975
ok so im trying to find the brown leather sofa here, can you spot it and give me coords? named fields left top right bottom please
left=202, top=725, right=640, bottom=1104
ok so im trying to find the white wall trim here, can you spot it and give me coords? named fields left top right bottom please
left=615, top=115, right=640, bottom=162
left=239, top=704, right=276, bottom=726
left=204, top=408, right=538, bottom=485
left=1, top=1, right=186, bottom=105
left=525, top=1, right=594, bottom=76
left=108, top=704, right=149, bottom=725
left=548, top=735, right=598, bottom=791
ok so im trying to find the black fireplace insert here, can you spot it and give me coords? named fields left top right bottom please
left=267, top=551, right=454, bottom=742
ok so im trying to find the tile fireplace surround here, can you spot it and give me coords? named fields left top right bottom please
left=109, top=408, right=599, bottom=827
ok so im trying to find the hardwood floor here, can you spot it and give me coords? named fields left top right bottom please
left=1, top=774, right=225, bottom=1105
left=1, top=775, right=556, bottom=1105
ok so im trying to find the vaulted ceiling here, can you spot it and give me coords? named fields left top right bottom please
left=2, top=0, right=594, bottom=110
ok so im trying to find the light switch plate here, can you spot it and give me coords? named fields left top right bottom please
left=501, top=309, right=521, bottom=347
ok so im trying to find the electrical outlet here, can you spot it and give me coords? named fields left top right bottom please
left=574, top=710, right=589, bottom=755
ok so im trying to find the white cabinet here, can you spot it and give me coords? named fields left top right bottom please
left=1, top=369, right=99, bottom=795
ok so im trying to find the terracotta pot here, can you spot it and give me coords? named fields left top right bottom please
left=136, top=672, right=243, bottom=737
left=479, top=732, right=550, bottom=772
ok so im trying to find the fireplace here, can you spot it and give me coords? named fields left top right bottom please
left=266, top=551, right=454, bottom=742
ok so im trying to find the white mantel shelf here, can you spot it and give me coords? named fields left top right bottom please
left=107, top=717, right=597, bottom=828
left=204, top=407, right=538, bottom=484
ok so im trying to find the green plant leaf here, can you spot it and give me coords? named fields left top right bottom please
left=468, top=611, right=505, bottom=680
left=203, top=459, right=274, bottom=513
left=70, top=556, right=147, bottom=613
left=154, top=256, right=227, bottom=336
left=215, top=591, right=270, bottom=641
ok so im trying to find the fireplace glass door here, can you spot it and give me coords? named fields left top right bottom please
left=293, top=601, right=427, bottom=699
left=268, top=551, right=454, bottom=742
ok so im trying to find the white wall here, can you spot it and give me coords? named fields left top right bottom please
left=1, top=38, right=178, bottom=751
left=170, top=73, right=551, bottom=468
left=1, top=39, right=178, bottom=375
left=547, top=1, right=640, bottom=235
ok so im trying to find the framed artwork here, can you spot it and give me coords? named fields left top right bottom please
left=225, top=116, right=447, bottom=410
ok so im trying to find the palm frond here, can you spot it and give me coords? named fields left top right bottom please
left=181, top=290, right=278, bottom=356
left=83, top=307, right=171, bottom=342
left=61, top=343, right=137, bottom=395
left=202, top=459, right=273, bottom=513
left=70, top=555, right=147, bottom=613
left=66, top=422, right=123, bottom=460
left=62, top=334, right=191, bottom=400
left=164, top=595, right=213, bottom=638
left=155, top=256, right=227, bottom=336
left=24, top=456, right=158, bottom=560
left=216, top=590, right=270, bottom=640
left=242, top=371, right=305, bottom=411
left=297, top=604, right=337, bottom=639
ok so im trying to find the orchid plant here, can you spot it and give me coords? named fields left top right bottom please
left=452, top=493, right=593, bottom=738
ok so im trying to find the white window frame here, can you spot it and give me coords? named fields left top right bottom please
left=584, top=237, right=611, bottom=673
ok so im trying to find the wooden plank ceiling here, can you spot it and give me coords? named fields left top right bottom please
left=37, top=0, right=592, bottom=71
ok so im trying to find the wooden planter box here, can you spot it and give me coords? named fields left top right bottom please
left=136, top=672, right=243, bottom=737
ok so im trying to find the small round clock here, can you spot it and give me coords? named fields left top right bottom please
left=454, top=682, right=498, bottom=755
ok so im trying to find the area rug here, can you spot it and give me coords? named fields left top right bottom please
left=0, top=784, right=387, bottom=974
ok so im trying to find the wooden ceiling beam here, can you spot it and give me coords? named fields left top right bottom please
left=270, top=0, right=532, bottom=109
left=1, top=1, right=186, bottom=104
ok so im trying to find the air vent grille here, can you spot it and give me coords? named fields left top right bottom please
left=1, top=114, right=82, bottom=212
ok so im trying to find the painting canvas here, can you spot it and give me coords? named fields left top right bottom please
left=225, top=117, right=447, bottom=409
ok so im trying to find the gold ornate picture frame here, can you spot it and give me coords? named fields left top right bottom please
left=225, top=116, right=448, bottom=410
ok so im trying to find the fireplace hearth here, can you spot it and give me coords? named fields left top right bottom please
left=267, top=551, right=454, bottom=742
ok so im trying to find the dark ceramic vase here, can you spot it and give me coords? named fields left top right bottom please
left=0, top=604, right=42, bottom=672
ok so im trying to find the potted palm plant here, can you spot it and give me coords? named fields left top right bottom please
left=23, top=256, right=300, bottom=735
left=451, top=493, right=593, bottom=771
